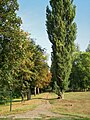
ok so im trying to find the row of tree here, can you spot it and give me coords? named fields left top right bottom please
left=0, top=0, right=90, bottom=102
left=0, top=0, right=51, bottom=102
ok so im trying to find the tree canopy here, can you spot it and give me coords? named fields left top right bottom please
left=69, top=52, right=90, bottom=91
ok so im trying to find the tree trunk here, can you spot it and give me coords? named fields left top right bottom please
left=57, top=94, right=62, bottom=99
left=27, top=88, right=31, bottom=100
left=37, top=87, right=40, bottom=94
left=21, top=91, right=24, bottom=102
left=57, top=91, right=64, bottom=99
left=61, top=92, right=64, bottom=99
left=34, top=87, right=36, bottom=96
left=21, top=95, right=24, bottom=101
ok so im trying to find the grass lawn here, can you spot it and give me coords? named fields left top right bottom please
left=49, top=92, right=90, bottom=119
left=0, top=95, right=43, bottom=116
left=0, top=92, right=90, bottom=120
left=0, top=93, right=50, bottom=116
left=48, top=117, right=90, bottom=120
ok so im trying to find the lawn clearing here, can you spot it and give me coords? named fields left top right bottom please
left=0, top=92, right=90, bottom=120
left=49, top=92, right=90, bottom=118
left=0, top=96, right=42, bottom=116
left=0, top=93, right=52, bottom=116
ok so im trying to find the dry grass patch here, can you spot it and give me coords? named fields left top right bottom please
left=49, top=92, right=90, bottom=118
left=0, top=97, right=42, bottom=116
left=0, top=93, right=53, bottom=116
left=0, top=92, right=90, bottom=119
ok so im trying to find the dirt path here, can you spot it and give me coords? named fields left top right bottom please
left=4, top=93, right=60, bottom=119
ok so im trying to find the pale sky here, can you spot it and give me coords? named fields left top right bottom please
left=17, top=0, right=90, bottom=66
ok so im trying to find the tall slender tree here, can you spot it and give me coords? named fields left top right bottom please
left=46, top=0, right=77, bottom=98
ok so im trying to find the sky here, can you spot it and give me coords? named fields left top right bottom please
left=17, top=0, right=90, bottom=66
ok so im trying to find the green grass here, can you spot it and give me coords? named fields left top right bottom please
left=0, top=118, right=39, bottom=120
left=48, top=117, right=90, bottom=120
left=0, top=92, right=90, bottom=119
left=0, top=97, right=42, bottom=116
left=49, top=92, right=90, bottom=119
left=0, top=117, right=90, bottom=120
left=65, top=92, right=90, bottom=100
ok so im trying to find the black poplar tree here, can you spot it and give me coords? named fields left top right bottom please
left=46, top=0, right=77, bottom=98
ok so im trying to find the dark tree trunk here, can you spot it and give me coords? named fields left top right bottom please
left=21, top=94, right=24, bottom=101
left=27, top=88, right=31, bottom=100
left=21, top=91, right=25, bottom=102
left=57, top=92, right=64, bottom=99
left=57, top=92, right=62, bottom=99
left=57, top=87, right=64, bottom=99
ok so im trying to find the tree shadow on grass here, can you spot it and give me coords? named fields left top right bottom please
left=31, top=97, right=57, bottom=101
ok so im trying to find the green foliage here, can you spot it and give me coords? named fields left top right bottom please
left=0, top=0, right=22, bottom=92
left=32, top=44, right=51, bottom=89
left=46, top=0, right=77, bottom=97
left=75, top=43, right=80, bottom=52
left=69, top=52, right=90, bottom=91
left=0, top=0, right=50, bottom=100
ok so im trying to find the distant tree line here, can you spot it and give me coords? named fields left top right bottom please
left=69, top=44, right=90, bottom=91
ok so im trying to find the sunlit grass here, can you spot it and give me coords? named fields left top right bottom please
left=0, top=92, right=52, bottom=116
left=48, top=117, right=90, bottom=120
left=0, top=92, right=90, bottom=120
left=0, top=118, right=32, bottom=120
left=49, top=92, right=90, bottom=118
left=0, top=96, right=42, bottom=116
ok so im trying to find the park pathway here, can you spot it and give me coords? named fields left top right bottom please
left=2, top=93, right=61, bottom=119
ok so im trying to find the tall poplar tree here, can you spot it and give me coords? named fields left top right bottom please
left=46, top=0, right=77, bottom=98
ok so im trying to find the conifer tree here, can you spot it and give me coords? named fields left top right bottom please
left=46, top=0, right=77, bottom=98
